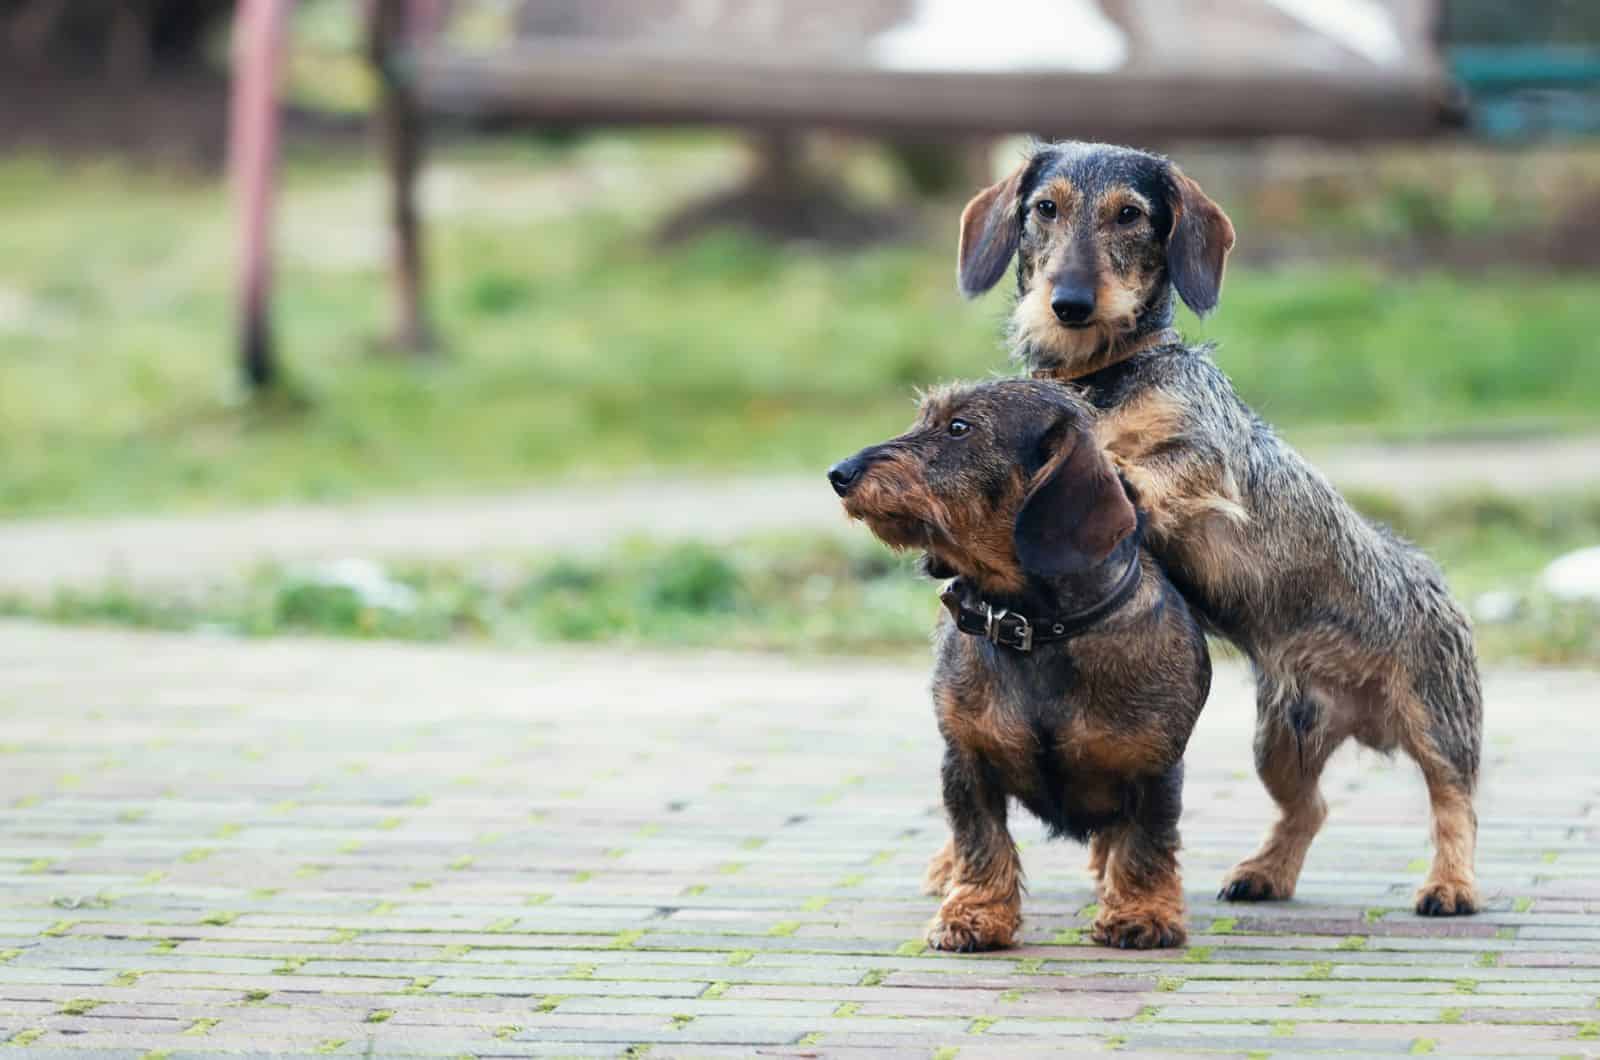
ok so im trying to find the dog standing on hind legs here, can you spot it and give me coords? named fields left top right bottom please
left=955, top=140, right=1484, bottom=915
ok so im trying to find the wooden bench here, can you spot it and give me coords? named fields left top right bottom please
left=233, top=0, right=1462, bottom=384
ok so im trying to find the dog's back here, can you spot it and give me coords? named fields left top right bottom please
left=1081, top=342, right=1480, bottom=774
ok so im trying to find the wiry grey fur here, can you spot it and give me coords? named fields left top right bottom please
left=957, top=139, right=1484, bottom=916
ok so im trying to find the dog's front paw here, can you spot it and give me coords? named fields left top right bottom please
left=926, top=886, right=1019, bottom=952
left=1217, top=861, right=1292, bottom=903
left=1415, top=877, right=1479, bottom=917
left=1092, top=904, right=1187, bottom=950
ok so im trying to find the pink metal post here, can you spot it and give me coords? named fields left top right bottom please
left=228, top=0, right=289, bottom=389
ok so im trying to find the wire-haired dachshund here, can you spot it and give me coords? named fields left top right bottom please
left=956, top=140, right=1483, bottom=916
left=829, top=378, right=1211, bottom=950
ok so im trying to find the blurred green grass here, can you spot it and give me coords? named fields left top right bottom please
left=6, top=492, right=1598, bottom=664
left=1, top=138, right=1598, bottom=517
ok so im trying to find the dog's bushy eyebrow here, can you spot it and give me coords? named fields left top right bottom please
left=914, top=382, right=976, bottom=422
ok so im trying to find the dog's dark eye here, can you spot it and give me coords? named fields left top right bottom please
left=1034, top=200, right=1056, bottom=220
left=1116, top=204, right=1143, bottom=225
left=947, top=419, right=971, bottom=438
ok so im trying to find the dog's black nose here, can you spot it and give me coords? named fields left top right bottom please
left=828, top=457, right=864, bottom=496
left=1051, top=284, right=1096, bottom=325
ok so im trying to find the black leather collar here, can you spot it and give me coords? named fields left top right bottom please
left=939, top=554, right=1143, bottom=652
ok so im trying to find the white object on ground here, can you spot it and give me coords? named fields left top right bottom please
left=1472, top=590, right=1520, bottom=624
left=1539, top=547, right=1600, bottom=604
left=295, top=557, right=418, bottom=613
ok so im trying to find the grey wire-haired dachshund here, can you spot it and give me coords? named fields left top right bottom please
left=955, top=140, right=1483, bottom=917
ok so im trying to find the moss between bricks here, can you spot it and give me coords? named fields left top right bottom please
left=57, top=998, right=102, bottom=1016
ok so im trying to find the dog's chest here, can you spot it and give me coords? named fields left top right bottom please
left=937, top=649, right=1164, bottom=838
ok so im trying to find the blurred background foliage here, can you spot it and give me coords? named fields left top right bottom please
left=3, top=132, right=1599, bottom=517
left=1, top=0, right=1598, bottom=663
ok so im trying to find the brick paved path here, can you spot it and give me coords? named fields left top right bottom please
left=0, top=620, right=1596, bottom=1057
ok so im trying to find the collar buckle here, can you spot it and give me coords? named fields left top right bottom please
left=984, top=605, right=1033, bottom=652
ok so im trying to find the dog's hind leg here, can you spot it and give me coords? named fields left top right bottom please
left=1220, top=681, right=1342, bottom=903
left=1403, top=636, right=1482, bottom=916
left=1409, top=742, right=1479, bottom=916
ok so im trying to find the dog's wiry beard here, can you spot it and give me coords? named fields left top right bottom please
left=839, top=459, right=951, bottom=557
left=1009, top=279, right=1145, bottom=380
left=856, top=512, right=935, bottom=554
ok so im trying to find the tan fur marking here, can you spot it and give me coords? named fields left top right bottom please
left=1087, top=832, right=1112, bottom=892
left=927, top=844, right=1023, bottom=952
left=1061, top=718, right=1168, bottom=777
left=1219, top=713, right=1333, bottom=901
left=1092, top=393, right=1256, bottom=595
left=1409, top=730, right=1480, bottom=915
left=1012, top=288, right=1160, bottom=379
left=843, top=449, right=1026, bottom=595
left=1093, top=825, right=1186, bottom=949
left=1095, top=393, right=1247, bottom=524
left=924, top=839, right=958, bottom=898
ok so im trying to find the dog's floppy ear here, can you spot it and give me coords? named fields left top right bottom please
left=1012, top=422, right=1137, bottom=578
left=1164, top=167, right=1235, bottom=316
left=957, top=162, right=1028, bottom=297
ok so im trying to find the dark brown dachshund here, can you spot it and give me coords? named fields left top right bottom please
left=829, top=379, right=1211, bottom=950
left=956, top=140, right=1483, bottom=916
